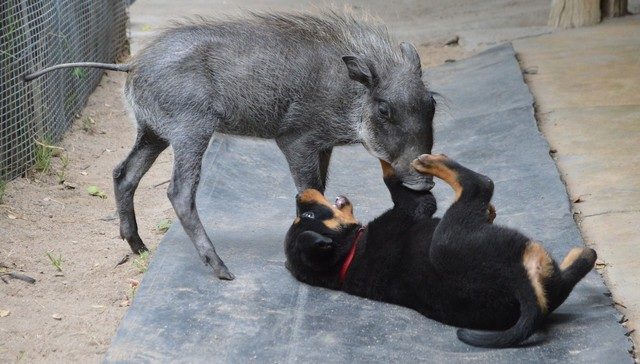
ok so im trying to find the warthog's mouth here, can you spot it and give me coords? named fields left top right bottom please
left=402, top=176, right=435, bottom=191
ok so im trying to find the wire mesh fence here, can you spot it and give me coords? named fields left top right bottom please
left=0, top=0, right=129, bottom=181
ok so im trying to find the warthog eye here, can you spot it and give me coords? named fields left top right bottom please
left=377, top=100, right=391, bottom=119
left=301, top=211, right=315, bottom=219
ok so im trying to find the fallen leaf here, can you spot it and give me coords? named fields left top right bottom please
left=114, top=254, right=130, bottom=268
left=62, top=181, right=77, bottom=189
left=614, top=301, right=628, bottom=309
left=0, top=309, right=10, bottom=317
left=7, top=214, right=16, bottom=219
left=444, top=35, right=459, bottom=46
left=155, top=218, right=172, bottom=234
left=119, top=300, right=130, bottom=307
left=87, top=185, right=107, bottom=199
left=128, top=278, right=139, bottom=287
left=52, top=314, right=62, bottom=320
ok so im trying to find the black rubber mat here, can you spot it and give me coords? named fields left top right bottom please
left=105, top=44, right=632, bottom=362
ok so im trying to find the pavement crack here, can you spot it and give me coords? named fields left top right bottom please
left=582, top=209, right=640, bottom=218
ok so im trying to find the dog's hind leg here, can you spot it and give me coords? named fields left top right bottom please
left=547, top=247, right=597, bottom=312
left=113, top=126, right=168, bottom=253
left=167, top=131, right=234, bottom=280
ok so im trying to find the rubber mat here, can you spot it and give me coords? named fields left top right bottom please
left=105, top=44, right=632, bottom=363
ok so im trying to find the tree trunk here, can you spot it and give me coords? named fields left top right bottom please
left=548, top=0, right=601, bottom=28
left=601, top=0, right=628, bottom=17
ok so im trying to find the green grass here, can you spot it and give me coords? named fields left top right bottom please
left=46, top=252, right=63, bottom=272
left=72, top=67, right=87, bottom=80
left=34, top=140, right=55, bottom=174
left=132, top=251, right=150, bottom=273
left=56, top=154, right=70, bottom=184
left=81, top=116, right=96, bottom=134
left=0, top=180, right=6, bottom=203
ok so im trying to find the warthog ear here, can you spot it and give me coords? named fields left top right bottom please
left=400, top=42, right=422, bottom=76
left=342, top=55, right=378, bottom=89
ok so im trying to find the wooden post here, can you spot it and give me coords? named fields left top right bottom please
left=601, top=0, right=628, bottom=17
left=548, top=0, right=601, bottom=28
left=549, top=0, right=629, bottom=28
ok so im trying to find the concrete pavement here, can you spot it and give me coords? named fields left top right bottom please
left=514, top=15, right=640, bottom=351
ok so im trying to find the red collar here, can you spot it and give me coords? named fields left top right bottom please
left=339, top=226, right=366, bottom=284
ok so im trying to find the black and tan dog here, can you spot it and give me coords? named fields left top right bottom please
left=284, top=154, right=596, bottom=348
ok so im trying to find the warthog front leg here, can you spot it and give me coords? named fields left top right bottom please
left=167, top=133, right=234, bottom=280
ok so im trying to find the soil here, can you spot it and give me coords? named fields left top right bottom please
left=0, top=70, right=174, bottom=362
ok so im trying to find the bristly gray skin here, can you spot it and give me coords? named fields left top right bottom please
left=112, top=10, right=437, bottom=279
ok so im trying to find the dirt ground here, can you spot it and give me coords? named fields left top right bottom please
left=0, top=70, right=176, bottom=362
left=0, top=42, right=468, bottom=362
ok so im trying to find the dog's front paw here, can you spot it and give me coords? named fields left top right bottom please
left=411, top=154, right=449, bottom=175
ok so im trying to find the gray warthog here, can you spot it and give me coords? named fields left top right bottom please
left=25, top=12, right=436, bottom=280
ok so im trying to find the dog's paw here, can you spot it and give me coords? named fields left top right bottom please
left=411, top=154, right=448, bottom=174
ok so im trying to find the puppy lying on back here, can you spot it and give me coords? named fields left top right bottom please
left=284, top=154, right=596, bottom=348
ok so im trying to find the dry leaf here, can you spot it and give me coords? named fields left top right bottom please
left=0, top=309, right=10, bottom=317
left=62, top=181, right=77, bottom=189
left=52, top=314, right=62, bottom=320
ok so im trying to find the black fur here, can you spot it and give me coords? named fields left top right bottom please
left=284, top=155, right=597, bottom=348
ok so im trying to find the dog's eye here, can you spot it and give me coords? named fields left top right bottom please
left=301, top=211, right=315, bottom=219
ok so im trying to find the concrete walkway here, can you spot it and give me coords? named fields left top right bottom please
left=514, top=15, right=640, bottom=351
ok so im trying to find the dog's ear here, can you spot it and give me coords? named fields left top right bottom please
left=298, top=230, right=334, bottom=251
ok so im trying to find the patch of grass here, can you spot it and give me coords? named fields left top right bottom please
left=0, top=180, right=6, bottom=204
left=34, top=140, right=55, bottom=174
left=56, top=153, right=70, bottom=184
left=155, top=218, right=172, bottom=234
left=64, top=91, right=77, bottom=111
left=81, top=116, right=96, bottom=134
left=46, top=252, right=63, bottom=272
left=72, top=67, right=87, bottom=80
left=132, top=251, right=150, bottom=273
